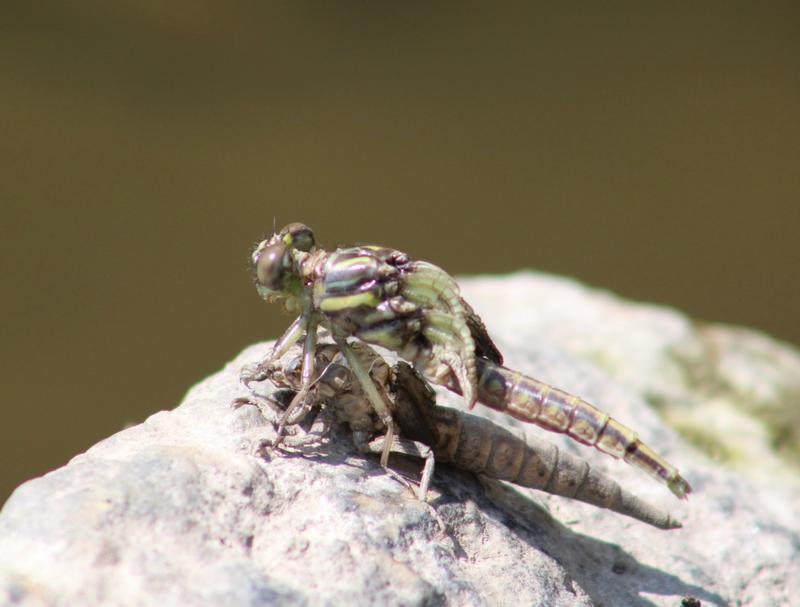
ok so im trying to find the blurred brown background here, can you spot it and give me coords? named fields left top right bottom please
left=1, top=3, right=798, bottom=503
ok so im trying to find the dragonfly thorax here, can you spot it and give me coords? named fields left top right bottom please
left=312, top=246, right=427, bottom=353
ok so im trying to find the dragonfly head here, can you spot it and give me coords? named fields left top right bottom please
left=251, top=223, right=316, bottom=305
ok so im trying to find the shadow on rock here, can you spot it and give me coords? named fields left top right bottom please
left=474, top=477, right=727, bottom=607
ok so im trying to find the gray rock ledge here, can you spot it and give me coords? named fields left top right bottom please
left=1, top=273, right=798, bottom=607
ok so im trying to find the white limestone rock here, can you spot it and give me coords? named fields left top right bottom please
left=1, top=272, right=798, bottom=607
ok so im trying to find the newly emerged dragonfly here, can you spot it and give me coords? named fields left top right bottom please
left=247, top=341, right=683, bottom=530
left=242, top=223, right=691, bottom=499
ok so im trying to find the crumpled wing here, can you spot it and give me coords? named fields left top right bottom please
left=462, top=297, right=504, bottom=365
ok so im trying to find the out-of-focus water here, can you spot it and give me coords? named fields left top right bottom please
left=1, top=3, right=798, bottom=502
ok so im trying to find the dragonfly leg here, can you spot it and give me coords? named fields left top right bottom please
left=366, top=435, right=435, bottom=501
left=273, top=316, right=319, bottom=446
left=335, top=337, right=398, bottom=467
left=231, top=394, right=287, bottom=417
left=276, top=402, right=336, bottom=452
left=240, top=315, right=305, bottom=388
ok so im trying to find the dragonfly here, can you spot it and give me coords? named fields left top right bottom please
left=241, top=222, right=691, bottom=499
left=246, top=340, right=683, bottom=530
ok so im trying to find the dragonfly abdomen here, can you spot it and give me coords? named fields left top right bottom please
left=474, top=358, right=692, bottom=499
left=476, top=362, right=614, bottom=445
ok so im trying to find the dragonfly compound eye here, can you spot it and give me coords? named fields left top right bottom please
left=280, top=223, right=315, bottom=252
left=254, top=241, right=290, bottom=292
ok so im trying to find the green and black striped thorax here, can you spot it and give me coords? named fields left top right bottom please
left=313, top=245, right=427, bottom=352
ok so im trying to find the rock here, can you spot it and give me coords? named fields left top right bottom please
left=1, top=272, right=798, bottom=607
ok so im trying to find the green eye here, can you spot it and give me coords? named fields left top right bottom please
left=280, top=223, right=315, bottom=252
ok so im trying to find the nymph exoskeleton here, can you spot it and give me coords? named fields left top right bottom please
left=254, top=341, right=683, bottom=530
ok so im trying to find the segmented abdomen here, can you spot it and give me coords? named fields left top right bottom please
left=473, top=359, right=692, bottom=499
left=426, top=404, right=681, bottom=529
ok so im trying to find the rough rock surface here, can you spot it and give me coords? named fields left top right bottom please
left=1, top=272, right=798, bottom=607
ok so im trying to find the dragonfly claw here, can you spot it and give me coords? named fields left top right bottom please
left=239, top=362, right=272, bottom=388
